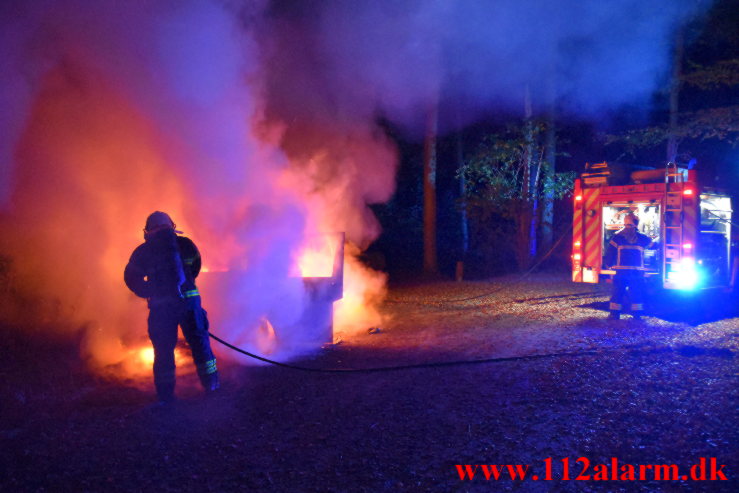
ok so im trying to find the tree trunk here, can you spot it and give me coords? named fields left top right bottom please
left=423, top=102, right=438, bottom=274
left=523, top=85, right=537, bottom=269
left=454, top=109, right=469, bottom=259
left=517, top=202, right=532, bottom=271
left=666, top=28, right=684, bottom=163
left=541, top=79, right=556, bottom=253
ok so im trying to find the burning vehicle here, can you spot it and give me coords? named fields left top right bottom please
left=572, top=162, right=736, bottom=293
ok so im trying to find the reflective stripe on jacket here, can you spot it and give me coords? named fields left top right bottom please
left=124, top=232, right=202, bottom=303
left=605, top=230, right=655, bottom=271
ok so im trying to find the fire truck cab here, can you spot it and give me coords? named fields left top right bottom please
left=572, top=162, right=736, bottom=292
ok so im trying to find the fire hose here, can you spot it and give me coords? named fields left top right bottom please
left=205, top=220, right=736, bottom=372
left=386, top=208, right=737, bottom=307
left=205, top=224, right=590, bottom=373
left=207, top=331, right=671, bottom=373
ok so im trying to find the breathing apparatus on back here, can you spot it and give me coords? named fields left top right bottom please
left=143, top=211, right=187, bottom=298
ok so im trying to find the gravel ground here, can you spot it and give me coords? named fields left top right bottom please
left=1, top=273, right=737, bottom=492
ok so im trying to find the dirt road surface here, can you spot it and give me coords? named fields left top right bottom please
left=2, top=274, right=737, bottom=491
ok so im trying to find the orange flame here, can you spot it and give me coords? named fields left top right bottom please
left=333, top=248, right=387, bottom=338
left=139, top=347, right=155, bottom=366
left=295, top=236, right=337, bottom=278
left=123, top=345, right=190, bottom=378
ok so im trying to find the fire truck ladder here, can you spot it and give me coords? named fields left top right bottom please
left=663, top=162, right=684, bottom=285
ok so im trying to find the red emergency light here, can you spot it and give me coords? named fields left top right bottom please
left=575, top=195, right=583, bottom=201
left=683, top=188, right=694, bottom=196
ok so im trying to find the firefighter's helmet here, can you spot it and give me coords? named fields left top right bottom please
left=144, top=211, right=182, bottom=238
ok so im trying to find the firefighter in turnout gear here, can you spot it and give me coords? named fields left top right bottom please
left=604, top=213, right=656, bottom=320
left=124, top=211, right=219, bottom=402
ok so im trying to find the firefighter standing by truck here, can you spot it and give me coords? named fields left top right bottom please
left=124, top=211, right=219, bottom=403
left=604, top=212, right=657, bottom=320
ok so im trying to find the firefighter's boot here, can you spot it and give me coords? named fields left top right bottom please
left=155, top=378, right=176, bottom=403
left=204, top=371, right=220, bottom=392
left=198, top=370, right=220, bottom=392
left=197, top=358, right=220, bottom=392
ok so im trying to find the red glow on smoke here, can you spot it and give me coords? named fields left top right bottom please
left=0, top=0, right=396, bottom=381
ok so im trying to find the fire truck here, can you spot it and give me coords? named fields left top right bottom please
left=572, top=162, right=736, bottom=292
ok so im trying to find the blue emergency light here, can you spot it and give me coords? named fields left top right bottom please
left=667, top=257, right=700, bottom=290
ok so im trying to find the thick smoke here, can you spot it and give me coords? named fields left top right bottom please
left=0, top=0, right=313, bottom=374
left=0, top=0, right=708, bottom=376
left=257, top=0, right=707, bottom=133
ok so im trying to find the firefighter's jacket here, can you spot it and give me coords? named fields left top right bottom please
left=605, top=229, right=656, bottom=273
left=124, top=229, right=202, bottom=306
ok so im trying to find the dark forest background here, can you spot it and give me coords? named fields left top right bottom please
left=367, top=0, right=738, bottom=280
